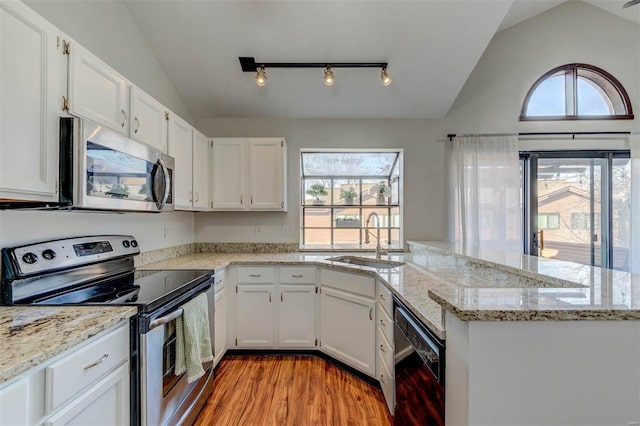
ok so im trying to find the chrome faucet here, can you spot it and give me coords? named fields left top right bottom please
left=364, top=212, right=386, bottom=259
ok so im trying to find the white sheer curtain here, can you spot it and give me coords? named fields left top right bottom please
left=452, top=135, right=522, bottom=252
left=629, top=135, right=640, bottom=273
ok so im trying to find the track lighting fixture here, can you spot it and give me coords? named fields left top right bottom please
left=381, top=67, right=392, bottom=86
left=323, top=66, right=335, bottom=86
left=255, top=65, right=267, bottom=87
left=239, top=57, right=391, bottom=87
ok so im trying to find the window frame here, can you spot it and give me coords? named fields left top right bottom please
left=520, top=63, right=634, bottom=121
left=299, top=149, right=404, bottom=250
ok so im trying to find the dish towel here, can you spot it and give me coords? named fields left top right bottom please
left=175, top=293, right=213, bottom=383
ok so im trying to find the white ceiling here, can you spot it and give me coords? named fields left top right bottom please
left=124, top=0, right=638, bottom=120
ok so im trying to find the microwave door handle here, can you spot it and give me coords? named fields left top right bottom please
left=151, top=159, right=167, bottom=210
left=157, top=158, right=170, bottom=210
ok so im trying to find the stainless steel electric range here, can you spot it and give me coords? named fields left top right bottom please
left=1, top=235, right=215, bottom=426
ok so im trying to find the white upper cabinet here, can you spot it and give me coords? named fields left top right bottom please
left=0, top=1, right=60, bottom=201
left=168, top=113, right=193, bottom=210
left=211, top=138, right=287, bottom=211
left=129, top=86, right=168, bottom=152
left=192, top=130, right=210, bottom=210
left=66, top=38, right=129, bottom=134
left=248, top=138, right=287, bottom=210
left=211, top=138, right=246, bottom=209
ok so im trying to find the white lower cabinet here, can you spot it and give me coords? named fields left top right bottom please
left=231, top=266, right=318, bottom=350
left=235, top=283, right=276, bottom=348
left=377, top=282, right=395, bottom=414
left=0, top=376, right=29, bottom=425
left=278, top=284, right=317, bottom=348
left=213, top=274, right=227, bottom=366
left=0, top=323, right=130, bottom=425
left=44, top=363, right=129, bottom=426
left=319, top=286, right=376, bottom=376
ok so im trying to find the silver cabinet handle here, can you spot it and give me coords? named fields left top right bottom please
left=269, top=292, right=272, bottom=303
left=281, top=293, right=283, bottom=302
left=249, top=274, right=262, bottom=278
left=195, top=192, right=199, bottom=203
left=134, top=116, right=140, bottom=134
left=379, top=344, right=385, bottom=353
left=291, top=274, right=304, bottom=278
left=240, top=195, right=243, bottom=204
left=149, top=308, right=183, bottom=330
left=189, top=191, right=193, bottom=203
left=380, top=294, right=386, bottom=300
left=380, top=374, right=387, bottom=385
left=369, top=307, right=373, bottom=321
left=121, top=109, right=127, bottom=127
left=380, top=319, right=386, bottom=326
left=84, top=353, right=109, bottom=370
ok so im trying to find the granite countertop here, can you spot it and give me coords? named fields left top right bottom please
left=409, top=241, right=640, bottom=322
left=144, top=241, right=640, bottom=331
left=0, top=306, right=137, bottom=385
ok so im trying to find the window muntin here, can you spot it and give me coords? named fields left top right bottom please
left=521, top=64, right=633, bottom=120
left=300, top=151, right=402, bottom=249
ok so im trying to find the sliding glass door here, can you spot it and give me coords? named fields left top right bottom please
left=523, top=151, right=630, bottom=271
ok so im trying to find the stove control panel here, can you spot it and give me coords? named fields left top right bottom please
left=7, top=235, right=140, bottom=276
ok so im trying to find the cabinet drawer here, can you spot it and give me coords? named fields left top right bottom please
left=46, top=325, right=128, bottom=413
left=378, top=284, right=393, bottom=317
left=377, top=302, right=394, bottom=344
left=377, top=325, right=395, bottom=381
left=320, top=269, right=375, bottom=298
left=279, top=267, right=316, bottom=284
left=237, top=267, right=275, bottom=283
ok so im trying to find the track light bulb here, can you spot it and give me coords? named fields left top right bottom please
left=256, top=66, right=267, bottom=86
left=323, top=66, right=335, bottom=86
left=381, top=67, right=392, bottom=86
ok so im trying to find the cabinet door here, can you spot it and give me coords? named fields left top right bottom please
left=278, top=285, right=316, bottom=348
left=44, top=363, right=129, bottom=426
left=0, top=1, right=59, bottom=201
left=320, top=287, right=376, bottom=376
left=211, top=139, right=245, bottom=210
left=214, top=285, right=227, bottom=367
left=0, top=377, right=29, bottom=426
left=130, top=86, right=167, bottom=152
left=192, top=131, right=210, bottom=210
left=235, top=284, right=275, bottom=348
left=67, top=40, right=129, bottom=133
left=248, top=138, right=286, bottom=211
left=168, top=113, right=193, bottom=210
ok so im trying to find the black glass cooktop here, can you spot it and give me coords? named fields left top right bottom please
left=28, top=269, right=212, bottom=313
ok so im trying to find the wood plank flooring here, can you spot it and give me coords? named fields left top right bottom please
left=195, top=354, right=392, bottom=426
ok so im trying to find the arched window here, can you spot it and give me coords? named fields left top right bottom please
left=520, top=63, right=633, bottom=121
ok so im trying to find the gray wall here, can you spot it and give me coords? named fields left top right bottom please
left=195, top=118, right=447, bottom=245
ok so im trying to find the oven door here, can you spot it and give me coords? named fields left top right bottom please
left=139, top=285, right=214, bottom=426
left=60, top=117, right=174, bottom=212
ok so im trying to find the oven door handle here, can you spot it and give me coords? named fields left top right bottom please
left=149, top=307, right=183, bottom=330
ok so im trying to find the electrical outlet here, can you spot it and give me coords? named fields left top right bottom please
left=255, top=224, right=263, bottom=235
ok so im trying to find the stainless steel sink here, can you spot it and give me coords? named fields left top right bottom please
left=326, top=255, right=405, bottom=269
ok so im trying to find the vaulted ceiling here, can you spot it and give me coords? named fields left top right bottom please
left=123, top=0, right=638, bottom=120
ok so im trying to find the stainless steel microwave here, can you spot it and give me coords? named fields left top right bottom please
left=59, top=117, right=174, bottom=212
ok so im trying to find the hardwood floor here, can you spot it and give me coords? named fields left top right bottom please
left=195, top=354, right=392, bottom=426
